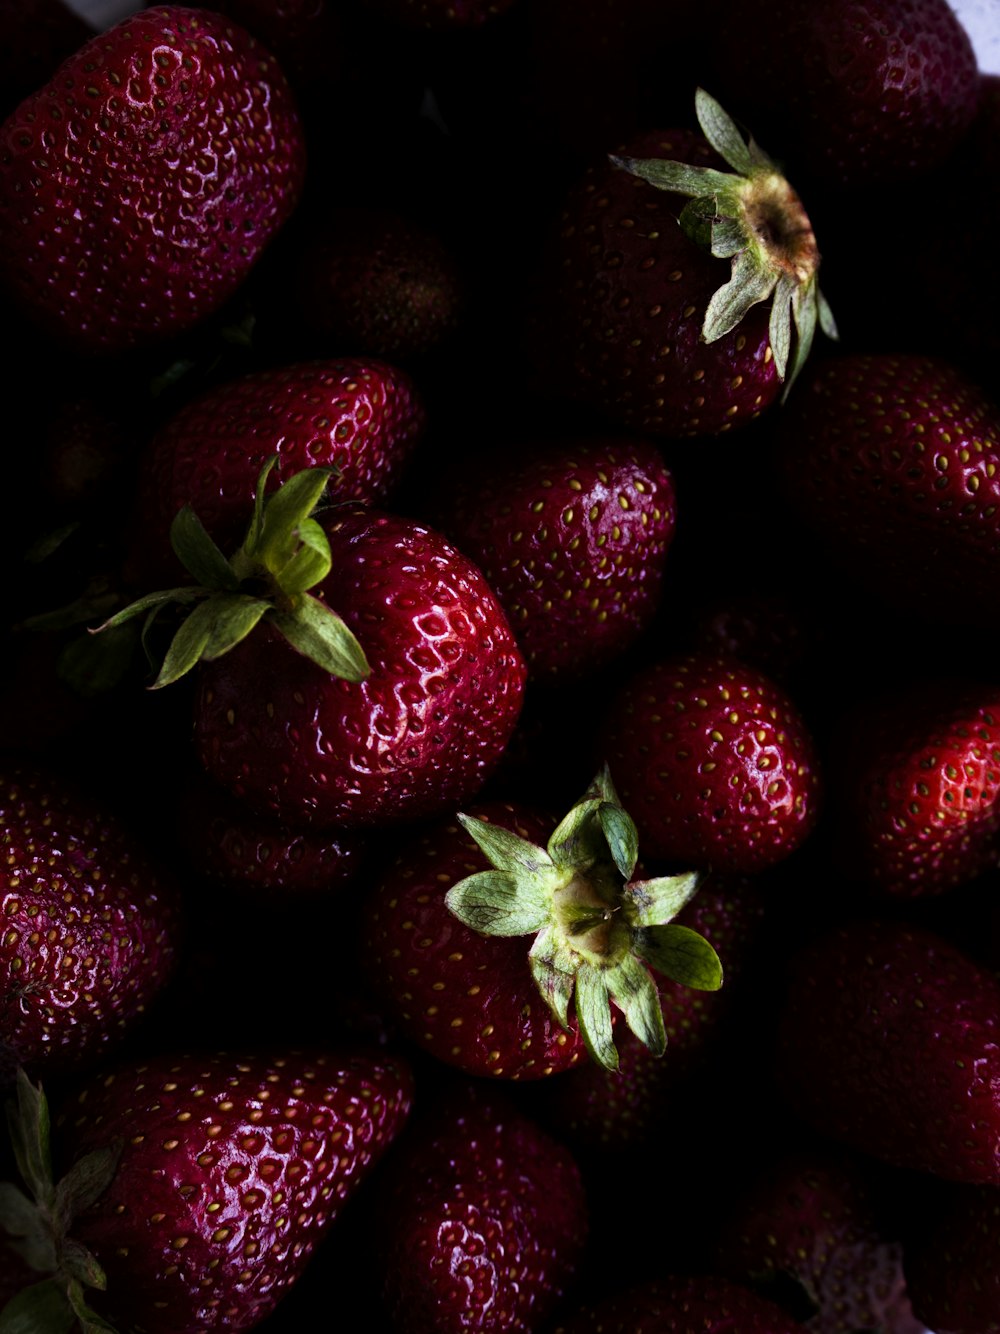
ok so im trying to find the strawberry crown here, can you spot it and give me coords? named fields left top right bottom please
left=94, top=458, right=370, bottom=688
left=611, top=89, right=837, bottom=394
left=446, top=766, right=722, bottom=1072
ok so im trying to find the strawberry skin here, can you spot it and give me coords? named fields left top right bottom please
left=0, top=767, right=181, bottom=1076
left=194, top=505, right=527, bottom=830
left=554, top=1274, right=807, bottom=1332
left=58, top=1048, right=414, bottom=1331
left=376, top=1082, right=588, bottom=1334
left=434, top=435, right=676, bottom=680
left=775, top=919, right=1000, bottom=1184
left=601, top=653, right=821, bottom=873
left=776, top=353, right=1000, bottom=622
left=904, top=1182, right=1000, bottom=1334
left=530, top=129, right=782, bottom=439
left=129, top=357, right=426, bottom=584
left=363, top=802, right=587, bottom=1080
left=0, top=5, right=305, bottom=353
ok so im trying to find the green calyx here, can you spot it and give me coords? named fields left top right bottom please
left=0, top=1069, right=120, bottom=1333
left=610, top=88, right=837, bottom=394
left=93, top=458, right=370, bottom=688
left=445, top=766, right=722, bottom=1072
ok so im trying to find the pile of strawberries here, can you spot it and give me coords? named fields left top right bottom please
left=1, top=0, right=999, bottom=1330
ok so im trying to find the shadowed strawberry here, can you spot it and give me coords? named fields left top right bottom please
left=127, top=357, right=426, bottom=588
left=0, top=1050, right=414, bottom=1331
left=433, top=435, right=676, bottom=681
left=552, top=1273, right=807, bottom=1332
left=600, top=652, right=821, bottom=874
left=0, top=5, right=306, bottom=354
left=904, top=1181, right=1000, bottom=1334
left=529, top=89, right=836, bottom=440
left=776, top=918, right=1000, bottom=1184
left=0, top=0, right=92, bottom=126
left=0, top=767, right=181, bottom=1077
left=360, top=0, right=517, bottom=29
left=373, top=1080, right=588, bottom=1333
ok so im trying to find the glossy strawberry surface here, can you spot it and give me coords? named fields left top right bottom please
left=0, top=5, right=305, bottom=352
left=529, top=129, right=782, bottom=439
left=601, top=653, right=821, bottom=873
left=195, top=506, right=527, bottom=829
left=60, top=1048, right=414, bottom=1331
left=0, top=767, right=181, bottom=1075
left=776, top=919, right=1000, bottom=1184
left=435, top=435, right=676, bottom=681
left=363, top=802, right=587, bottom=1080
left=130, top=357, right=426, bottom=582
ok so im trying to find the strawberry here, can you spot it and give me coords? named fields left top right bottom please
left=828, top=681, right=1000, bottom=898
left=0, top=766, right=181, bottom=1077
left=0, top=0, right=92, bottom=120
left=528, top=90, right=836, bottom=440
left=600, top=652, right=821, bottom=874
left=712, top=1141, right=923, bottom=1334
left=0, top=1050, right=413, bottom=1330
left=775, top=352, right=1000, bottom=625
left=0, top=5, right=306, bottom=354
left=709, top=0, right=980, bottom=189
left=553, top=1274, right=807, bottom=1332
left=373, top=1080, right=588, bottom=1334
left=364, top=769, right=722, bottom=1076
left=127, top=357, right=426, bottom=585
left=360, top=0, right=518, bottom=30
left=432, top=434, right=676, bottom=681
left=775, top=918, right=1000, bottom=1184
left=904, top=1181, right=1000, bottom=1334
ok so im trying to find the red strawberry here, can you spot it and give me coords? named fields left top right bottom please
left=553, top=1274, right=807, bottom=1332
left=0, top=1050, right=413, bottom=1330
left=904, top=1181, right=1000, bottom=1334
left=775, top=918, right=1000, bottom=1184
left=529, top=90, right=836, bottom=439
left=775, top=353, right=1000, bottom=625
left=0, top=0, right=92, bottom=120
left=127, top=357, right=426, bottom=585
left=374, top=1081, right=588, bottom=1334
left=710, top=0, right=980, bottom=188
left=433, top=434, right=676, bottom=681
left=364, top=770, right=722, bottom=1077
left=0, top=5, right=306, bottom=353
left=829, top=681, right=1000, bottom=898
left=0, top=766, right=181, bottom=1077
left=360, top=0, right=517, bottom=30
left=600, top=652, right=821, bottom=874
left=712, top=1142, right=923, bottom=1334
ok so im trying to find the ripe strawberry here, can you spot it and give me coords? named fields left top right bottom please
left=0, top=5, right=306, bottom=353
left=712, top=1142, right=923, bottom=1334
left=0, top=766, right=181, bottom=1077
left=775, top=918, right=1000, bottom=1184
left=374, top=1081, right=588, bottom=1334
left=364, top=770, right=723, bottom=1078
left=904, top=1181, right=1000, bottom=1334
left=0, top=0, right=92, bottom=120
left=127, top=357, right=426, bottom=585
left=829, top=681, right=1000, bottom=898
left=710, top=0, right=980, bottom=189
left=600, top=652, right=821, bottom=874
left=775, top=353, right=1000, bottom=624
left=528, top=90, right=836, bottom=439
left=553, top=1274, right=807, bottom=1332
left=432, top=434, right=676, bottom=681
left=360, top=0, right=517, bottom=29
left=0, top=1050, right=413, bottom=1330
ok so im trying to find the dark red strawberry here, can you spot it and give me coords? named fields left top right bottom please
left=553, top=1274, right=807, bottom=1332
left=600, top=652, right=821, bottom=874
left=776, top=353, right=1000, bottom=625
left=829, top=681, right=1000, bottom=898
left=528, top=90, right=836, bottom=439
left=0, top=1050, right=413, bottom=1330
left=775, top=918, right=1000, bottom=1184
left=712, top=1142, right=923, bottom=1334
left=361, top=0, right=517, bottom=29
left=0, top=0, right=92, bottom=120
left=0, top=766, right=181, bottom=1076
left=374, top=1081, right=588, bottom=1334
left=904, top=1181, right=1000, bottom=1334
left=0, top=5, right=306, bottom=353
left=127, top=357, right=426, bottom=585
left=433, top=435, right=676, bottom=681
left=710, top=0, right=980, bottom=188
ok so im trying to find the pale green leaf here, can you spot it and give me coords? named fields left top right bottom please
left=623, top=871, right=701, bottom=927
left=702, top=248, right=778, bottom=343
left=457, top=813, right=554, bottom=878
left=201, top=595, right=270, bottom=661
left=244, top=454, right=280, bottom=555
left=694, top=87, right=754, bottom=175
left=604, top=953, right=666, bottom=1056
left=609, top=155, right=735, bottom=200
left=276, top=517, right=331, bottom=594
left=445, top=870, right=549, bottom=937
left=638, top=924, right=723, bottom=991
left=168, top=506, right=239, bottom=590
left=575, top=963, right=618, bottom=1072
left=598, top=802, right=638, bottom=881
left=269, top=595, right=369, bottom=682
left=254, top=468, right=332, bottom=568
left=528, top=927, right=577, bottom=1030
left=768, top=271, right=796, bottom=382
